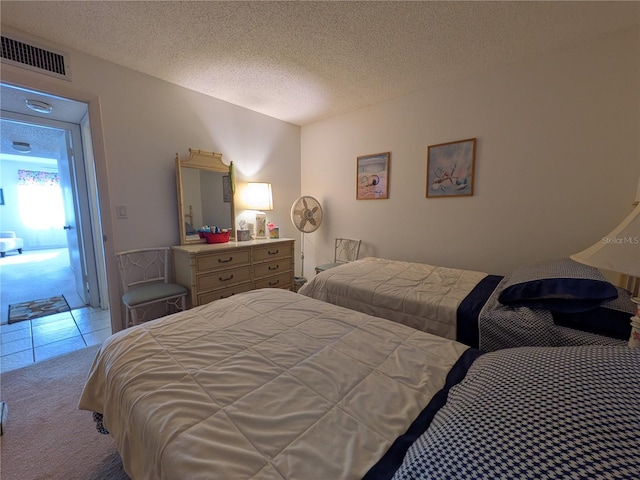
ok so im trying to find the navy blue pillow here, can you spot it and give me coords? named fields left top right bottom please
left=498, top=258, right=618, bottom=313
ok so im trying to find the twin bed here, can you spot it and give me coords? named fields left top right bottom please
left=80, top=288, right=640, bottom=479
left=299, top=256, right=635, bottom=350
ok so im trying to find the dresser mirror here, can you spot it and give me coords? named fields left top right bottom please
left=176, top=148, right=235, bottom=245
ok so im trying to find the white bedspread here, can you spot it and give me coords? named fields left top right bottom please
left=299, top=257, right=488, bottom=340
left=79, top=288, right=467, bottom=480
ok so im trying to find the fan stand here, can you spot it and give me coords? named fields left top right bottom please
left=299, top=232, right=306, bottom=278
left=293, top=232, right=308, bottom=292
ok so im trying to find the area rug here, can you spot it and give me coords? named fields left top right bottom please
left=0, top=345, right=130, bottom=479
left=8, top=294, right=70, bottom=324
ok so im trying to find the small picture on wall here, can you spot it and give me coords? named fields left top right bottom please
left=357, top=152, right=390, bottom=200
left=426, top=138, right=476, bottom=198
left=222, top=175, right=231, bottom=203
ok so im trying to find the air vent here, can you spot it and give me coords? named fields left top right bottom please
left=1, top=34, right=71, bottom=80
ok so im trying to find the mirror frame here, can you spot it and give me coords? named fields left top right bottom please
left=176, top=148, right=235, bottom=245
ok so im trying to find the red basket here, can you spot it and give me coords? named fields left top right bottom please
left=203, top=231, right=230, bottom=244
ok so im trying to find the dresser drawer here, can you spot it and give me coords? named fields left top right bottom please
left=254, top=271, right=293, bottom=290
left=197, top=265, right=252, bottom=291
left=173, top=239, right=295, bottom=308
left=253, top=258, right=293, bottom=279
left=253, top=242, right=292, bottom=263
left=197, top=282, right=253, bottom=304
left=196, top=249, right=250, bottom=273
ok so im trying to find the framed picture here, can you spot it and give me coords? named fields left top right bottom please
left=426, top=138, right=476, bottom=198
left=222, top=175, right=231, bottom=203
left=357, top=152, right=390, bottom=200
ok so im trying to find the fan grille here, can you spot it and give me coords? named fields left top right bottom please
left=290, top=196, right=323, bottom=233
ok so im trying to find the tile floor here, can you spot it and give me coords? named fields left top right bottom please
left=0, top=305, right=112, bottom=373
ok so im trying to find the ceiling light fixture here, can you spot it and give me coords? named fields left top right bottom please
left=12, top=141, right=32, bottom=153
left=25, top=99, right=53, bottom=114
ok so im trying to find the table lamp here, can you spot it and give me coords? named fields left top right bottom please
left=245, top=182, right=273, bottom=239
left=570, top=202, right=640, bottom=347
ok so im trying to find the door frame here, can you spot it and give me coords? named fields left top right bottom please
left=1, top=67, right=122, bottom=332
left=0, top=110, right=99, bottom=306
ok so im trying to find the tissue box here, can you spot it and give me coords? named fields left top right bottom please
left=269, top=228, right=279, bottom=239
left=237, top=230, right=251, bottom=241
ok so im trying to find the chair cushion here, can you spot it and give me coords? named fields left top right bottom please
left=123, top=283, right=188, bottom=307
left=315, top=262, right=343, bottom=273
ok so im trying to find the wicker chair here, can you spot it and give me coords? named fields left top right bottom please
left=116, top=247, right=188, bottom=327
left=315, top=238, right=361, bottom=274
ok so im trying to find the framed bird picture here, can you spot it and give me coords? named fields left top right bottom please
left=426, top=138, right=476, bottom=198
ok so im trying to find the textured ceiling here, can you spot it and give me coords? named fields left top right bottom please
left=1, top=1, right=639, bottom=126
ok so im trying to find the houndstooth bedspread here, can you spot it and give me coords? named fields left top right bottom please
left=78, top=288, right=468, bottom=480
left=298, top=257, right=488, bottom=340
left=393, top=345, right=640, bottom=479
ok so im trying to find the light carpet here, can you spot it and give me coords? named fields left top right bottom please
left=1, top=248, right=85, bottom=325
left=0, top=345, right=130, bottom=480
left=7, top=295, right=70, bottom=324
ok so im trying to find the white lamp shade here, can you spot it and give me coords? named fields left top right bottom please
left=570, top=203, right=640, bottom=278
left=245, top=183, right=273, bottom=211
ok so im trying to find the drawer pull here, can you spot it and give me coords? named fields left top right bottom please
left=218, top=257, right=234, bottom=263
left=268, top=249, right=279, bottom=255
left=268, top=279, right=280, bottom=286
left=268, top=264, right=280, bottom=271
left=219, top=274, right=234, bottom=282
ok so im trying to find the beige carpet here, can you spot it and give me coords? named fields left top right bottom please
left=0, top=345, right=130, bottom=479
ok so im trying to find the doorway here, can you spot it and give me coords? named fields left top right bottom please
left=0, top=83, right=106, bottom=325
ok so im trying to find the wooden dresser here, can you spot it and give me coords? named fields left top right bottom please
left=172, top=238, right=295, bottom=307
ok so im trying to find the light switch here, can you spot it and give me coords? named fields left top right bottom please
left=116, top=205, right=128, bottom=219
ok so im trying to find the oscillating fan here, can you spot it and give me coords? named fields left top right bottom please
left=290, top=195, right=323, bottom=279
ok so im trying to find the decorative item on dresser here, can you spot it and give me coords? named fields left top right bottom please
left=172, top=238, right=295, bottom=307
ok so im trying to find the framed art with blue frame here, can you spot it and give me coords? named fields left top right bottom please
left=357, top=152, right=390, bottom=200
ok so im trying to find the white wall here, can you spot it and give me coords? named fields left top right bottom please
left=301, top=27, right=640, bottom=277
left=1, top=29, right=301, bottom=330
left=63, top=51, right=301, bottom=252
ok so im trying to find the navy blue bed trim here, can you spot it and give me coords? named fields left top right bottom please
left=552, top=309, right=632, bottom=339
left=456, top=274, right=503, bottom=348
left=362, top=347, right=484, bottom=480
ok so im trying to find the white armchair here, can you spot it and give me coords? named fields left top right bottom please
left=0, top=231, right=24, bottom=257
